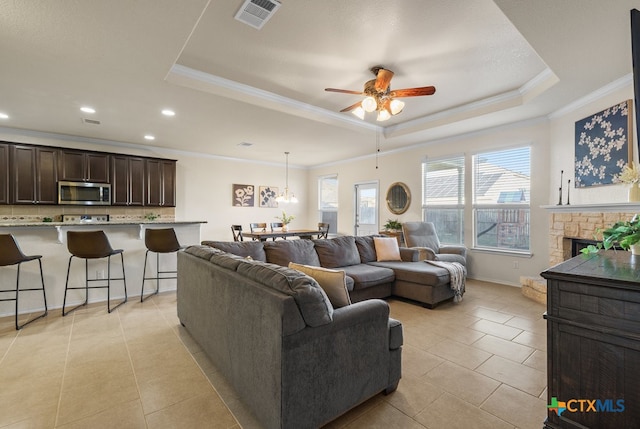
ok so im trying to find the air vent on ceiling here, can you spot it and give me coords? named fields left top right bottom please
left=234, top=0, right=281, bottom=30
left=82, top=118, right=101, bottom=125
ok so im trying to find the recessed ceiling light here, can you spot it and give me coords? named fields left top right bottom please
left=0, top=112, right=8, bottom=119
left=80, top=106, right=96, bottom=114
left=161, top=109, right=175, bottom=117
left=144, top=135, right=155, bottom=141
left=237, top=142, right=253, bottom=147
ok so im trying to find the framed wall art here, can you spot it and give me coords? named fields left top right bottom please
left=232, top=184, right=254, bottom=207
left=574, top=99, right=633, bottom=187
left=259, top=186, right=278, bottom=208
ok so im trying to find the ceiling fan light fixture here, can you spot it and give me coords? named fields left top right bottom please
left=377, top=109, right=391, bottom=122
left=390, top=99, right=405, bottom=115
left=352, top=106, right=365, bottom=120
left=361, top=96, right=377, bottom=113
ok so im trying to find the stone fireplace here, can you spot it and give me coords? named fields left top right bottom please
left=547, top=203, right=640, bottom=266
left=521, top=203, right=640, bottom=305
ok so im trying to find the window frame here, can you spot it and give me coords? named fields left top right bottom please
left=421, top=154, right=465, bottom=245
left=471, top=145, right=531, bottom=254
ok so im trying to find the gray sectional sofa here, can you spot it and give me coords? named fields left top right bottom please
left=177, top=244, right=403, bottom=429
left=203, top=235, right=458, bottom=307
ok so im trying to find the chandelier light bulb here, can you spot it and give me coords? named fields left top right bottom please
left=390, top=99, right=405, bottom=115
left=361, top=96, right=377, bottom=113
left=377, top=109, right=391, bottom=121
left=352, top=106, right=365, bottom=120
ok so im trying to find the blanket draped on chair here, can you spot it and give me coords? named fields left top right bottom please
left=425, top=260, right=466, bottom=302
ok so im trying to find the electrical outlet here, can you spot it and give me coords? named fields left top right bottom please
left=512, top=260, right=519, bottom=269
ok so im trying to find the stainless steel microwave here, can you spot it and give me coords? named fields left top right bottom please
left=58, top=181, right=111, bottom=205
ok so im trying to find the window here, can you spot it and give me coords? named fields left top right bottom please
left=318, top=174, right=338, bottom=234
left=422, top=155, right=465, bottom=244
left=473, top=146, right=530, bottom=252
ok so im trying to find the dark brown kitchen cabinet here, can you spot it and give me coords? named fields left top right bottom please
left=11, top=145, right=58, bottom=204
left=145, top=159, right=176, bottom=207
left=541, top=251, right=640, bottom=429
left=0, top=143, right=8, bottom=204
left=58, top=149, right=110, bottom=183
left=111, top=155, right=145, bottom=206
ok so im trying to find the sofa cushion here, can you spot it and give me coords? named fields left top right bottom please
left=354, top=235, right=379, bottom=263
left=369, top=261, right=450, bottom=286
left=202, top=240, right=267, bottom=262
left=236, top=261, right=333, bottom=327
left=184, top=245, right=222, bottom=260
left=313, top=236, right=361, bottom=268
left=264, top=240, right=321, bottom=267
left=340, top=264, right=395, bottom=290
left=289, top=262, right=351, bottom=308
left=209, top=252, right=250, bottom=270
left=374, top=237, right=401, bottom=261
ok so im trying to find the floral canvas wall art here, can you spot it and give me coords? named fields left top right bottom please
left=574, top=99, right=633, bottom=187
left=259, top=186, right=278, bottom=208
left=232, top=184, right=254, bottom=207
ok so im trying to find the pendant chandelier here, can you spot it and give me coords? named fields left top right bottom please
left=276, top=151, right=298, bottom=203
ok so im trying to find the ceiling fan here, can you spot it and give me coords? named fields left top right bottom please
left=325, top=66, right=436, bottom=122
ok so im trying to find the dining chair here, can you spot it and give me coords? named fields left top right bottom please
left=0, top=234, right=48, bottom=330
left=249, top=223, right=267, bottom=240
left=231, top=225, right=244, bottom=241
left=63, top=230, right=128, bottom=316
left=317, top=222, right=330, bottom=239
left=270, top=222, right=285, bottom=240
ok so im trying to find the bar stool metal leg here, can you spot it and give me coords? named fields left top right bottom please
left=11, top=259, right=48, bottom=330
left=107, top=253, right=127, bottom=313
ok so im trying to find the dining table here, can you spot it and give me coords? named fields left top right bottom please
left=243, top=229, right=320, bottom=241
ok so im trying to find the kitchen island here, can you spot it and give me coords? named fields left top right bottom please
left=0, top=220, right=205, bottom=318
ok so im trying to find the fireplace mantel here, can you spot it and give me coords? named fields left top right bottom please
left=542, top=203, right=640, bottom=213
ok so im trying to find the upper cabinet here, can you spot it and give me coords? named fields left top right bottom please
left=0, top=143, right=8, bottom=204
left=111, top=155, right=145, bottom=206
left=11, top=144, right=58, bottom=204
left=146, top=159, right=176, bottom=207
left=2, top=141, right=175, bottom=207
left=59, top=149, right=110, bottom=183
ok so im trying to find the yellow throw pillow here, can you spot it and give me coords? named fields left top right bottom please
left=288, top=262, right=351, bottom=308
left=374, top=236, right=402, bottom=261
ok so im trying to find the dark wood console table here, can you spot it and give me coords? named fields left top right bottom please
left=541, top=251, right=640, bottom=429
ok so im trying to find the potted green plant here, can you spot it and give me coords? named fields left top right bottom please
left=581, top=214, right=640, bottom=255
left=383, top=219, right=402, bottom=231
left=275, top=211, right=295, bottom=231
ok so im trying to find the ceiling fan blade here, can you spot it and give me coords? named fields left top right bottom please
left=389, top=86, right=436, bottom=97
left=325, top=88, right=364, bottom=95
left=374, top=68, right=394, bottom=92
left=340, top=101, right=363, bottom=112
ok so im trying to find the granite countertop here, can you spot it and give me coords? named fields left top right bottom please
left=0, top=220, right=207, bottom=228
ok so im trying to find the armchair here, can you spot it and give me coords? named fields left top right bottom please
left=402, top=221, right=467, bottom=266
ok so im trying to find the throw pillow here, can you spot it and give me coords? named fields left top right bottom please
left=374, top=236, right=402, bottom=261
left=288, top=262, right=351, bottom=308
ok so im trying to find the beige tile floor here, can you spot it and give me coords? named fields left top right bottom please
left=0, top=279, right=548, bottom=428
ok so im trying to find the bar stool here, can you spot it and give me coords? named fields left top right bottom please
left=63, top=230, right=127, bottom=316
left=0, top=234, right=48, bottom=330
left=141, top=228, right=182, bottom=302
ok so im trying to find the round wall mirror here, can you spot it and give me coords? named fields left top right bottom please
left=386, top=182, right=411, bottom=215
